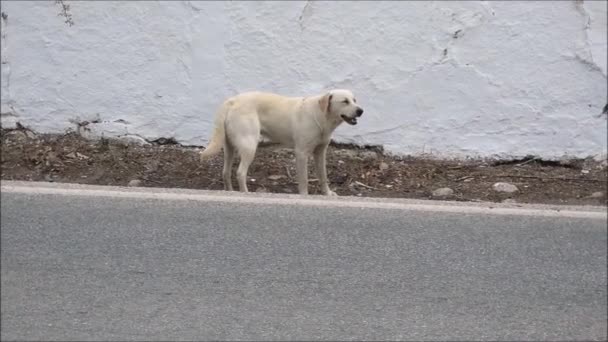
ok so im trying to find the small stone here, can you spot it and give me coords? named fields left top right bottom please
left=502, top=199, right=517, bottom=204
left=75, top=152, right=89, bottom=159
left=117, top=135, right=151, bottom=146
left=255, top=188, right=267, bottom=193
left=337, top=160, right=345, bottom=164
left=379, top=162, right=389, bottom=171
left=128, top=179, right=142, bottom=187
left=45, top=152, right=58, bottom=163
left=590, top=191, right=604, bottom=198
left=283, top=188, right=293, bottom=193
left=582, top=158, right=596, bottom=172
left=493, top=182, right=519, bottom=193
left=432, top=187, right=454, bottom=197
left=558, top=159, right=576, bottom=167
left=268, top=175, right=285, bottom=181
left=334, top=149, right=358, bottom=159
left=7, top=130, right=26, bottom=141
left=24, top=130, right=37, bottom=139
left=360, top=151, right=378, bottom=160
left=274, top=148, right=293, bottom=157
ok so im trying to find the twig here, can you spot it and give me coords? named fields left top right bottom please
left=352, top=180, right=379, bottom=190
left=515, top=158, right=538, bottom=167
left=141, top=177, right=162, bottom=184
left=285, top=166, right=292, bottom=179
left=289, top=179, right=318, bottom=184
left=495, top=174, right=607, bottom=183
left=455, top=176, right=474, bottom=182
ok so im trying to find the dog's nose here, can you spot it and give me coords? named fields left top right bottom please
left=356, top=108, right=364, bottom=117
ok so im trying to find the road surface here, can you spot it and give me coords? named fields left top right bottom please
left=1, top=181, right=606, bottom=341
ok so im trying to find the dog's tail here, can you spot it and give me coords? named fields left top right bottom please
left=200, top=100, right=230, bottom=160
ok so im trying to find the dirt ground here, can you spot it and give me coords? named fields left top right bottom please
left=1, top=128, right=606, bottom=206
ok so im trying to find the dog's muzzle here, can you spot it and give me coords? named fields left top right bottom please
left=341, top=114, right=358, bottom=125
left=341, top=108, right=363, bottom=125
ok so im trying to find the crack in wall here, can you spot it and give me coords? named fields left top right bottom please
left=185, top=1, right=201, bottom=13
left=596, top=103, right=608, bottom=119
left=0, top=111, right=17, bottom=117
left=572, top=53, right=606, bottom=76
left=573, top=0, right=605, bottom=76
left=55, top=0, right=74, bottom=26
left=298, top=0, right=313, bottom=31
left=1, top=8, right=8, bottom=63
left=0, top=6, right=16, bottom=124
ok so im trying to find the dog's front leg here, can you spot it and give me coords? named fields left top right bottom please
left=314, top=144, right=337, bottom=196
left=295, top=151, right=309, bottom=195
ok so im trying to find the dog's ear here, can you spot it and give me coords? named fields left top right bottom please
left=318, top=93, right=333, bottom=113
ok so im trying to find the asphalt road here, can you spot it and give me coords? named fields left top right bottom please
left=1, top=182, right=606, bottom=341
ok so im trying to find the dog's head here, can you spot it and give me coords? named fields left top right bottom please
left=318, top=89, right=363, bottom=125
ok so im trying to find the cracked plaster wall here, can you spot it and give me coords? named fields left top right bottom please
left=0, top=1, right=606, bottom=159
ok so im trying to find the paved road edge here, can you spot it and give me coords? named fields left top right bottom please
left=1, top=180, right=606, bottom=220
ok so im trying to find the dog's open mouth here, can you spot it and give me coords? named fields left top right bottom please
left=341, top=115, right=357, bottom=125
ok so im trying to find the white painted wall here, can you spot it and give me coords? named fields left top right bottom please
left=1, top=1, right=606, bottom=159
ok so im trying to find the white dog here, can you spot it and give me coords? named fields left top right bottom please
left=199, top=89, right=363, bottom=196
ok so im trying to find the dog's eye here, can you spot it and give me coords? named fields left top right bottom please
left=353, top=98, right=357, bottom=103
left=342, top=99, right=350, bottom=104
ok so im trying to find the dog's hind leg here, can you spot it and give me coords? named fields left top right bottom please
left=235, top=143, right=257, bottom=192
left=228, top=116, right=260, bottom=193
left=222, top=141, right=235, bottom=191
left=295, top=150, right=310, bottom=195
left=314, top=143, right=336, bottom=196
